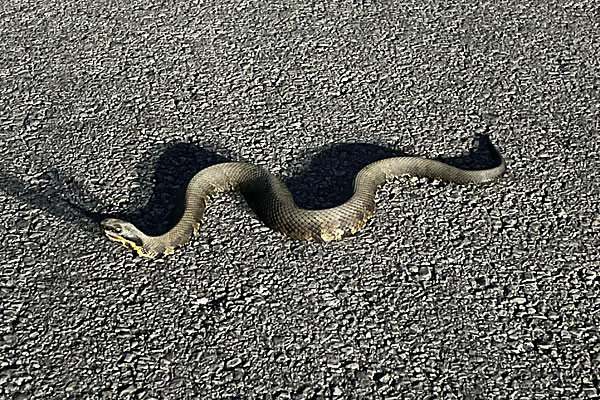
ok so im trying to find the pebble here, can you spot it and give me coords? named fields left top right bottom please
left=226, top=357, right=242, bottom=369
left=198, top=297, right=210, bottom=305
left=418, top=266, right=432, bottom=280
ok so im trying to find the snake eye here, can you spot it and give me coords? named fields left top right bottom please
left=101, top=219, right=125, bottom=237
left=104, top=225, right=121, bottom=234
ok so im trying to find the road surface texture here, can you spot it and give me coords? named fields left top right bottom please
left=1, top=0, right=599, bottom=399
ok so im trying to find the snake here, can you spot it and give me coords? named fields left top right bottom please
left=100, top=142, right=506, bottom=258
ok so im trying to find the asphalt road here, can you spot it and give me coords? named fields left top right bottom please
left=1, top=1, right=599, bottom=399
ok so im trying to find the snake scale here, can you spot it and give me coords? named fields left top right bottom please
left=101, top=142, right=506, bottom=258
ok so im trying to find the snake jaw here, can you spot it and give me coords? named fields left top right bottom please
left=100, top=218, right=155, bottom=257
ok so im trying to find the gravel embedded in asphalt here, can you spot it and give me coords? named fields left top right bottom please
left=1, top=1, right=599, bottom=399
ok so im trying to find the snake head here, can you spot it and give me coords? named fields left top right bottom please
left=100, top=218, right=150, bottom=257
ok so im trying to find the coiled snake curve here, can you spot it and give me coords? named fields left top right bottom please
left=101, top=142, right=506, bottom=258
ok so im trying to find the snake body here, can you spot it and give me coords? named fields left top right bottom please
left=101, top=143, right=505, bottom=258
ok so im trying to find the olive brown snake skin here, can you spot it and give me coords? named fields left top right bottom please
left=101, top=142, right=506, bottom=258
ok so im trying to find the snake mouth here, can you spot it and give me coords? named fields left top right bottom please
left=100, top=222, right=144, bottom=248
left=100, top=225, right=122, bottom=241
left=102, top=228, right=149, bottom=256
left=101, top=228, right=130, bottom=246
left=102, top=229, right=124, bottom=242
left=100, top=218, right=158, bottom=258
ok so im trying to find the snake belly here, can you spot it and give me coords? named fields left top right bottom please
left=100, top=145, right=506, bottom=258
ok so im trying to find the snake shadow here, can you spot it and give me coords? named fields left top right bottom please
left=0, top=135, right=502, bottom=238
left=286, top=135, right=501, bottom=210
left=0, top=144, right=230, bottom=237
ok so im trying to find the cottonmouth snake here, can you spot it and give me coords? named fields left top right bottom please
left=101, top=142, right=506, bottom=258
